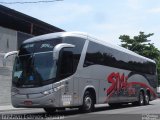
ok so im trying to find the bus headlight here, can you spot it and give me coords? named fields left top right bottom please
left=54, top=85, right=65, bottom=92
left=53, top=88, right=58, bottom=92
left=43, top=85, right=65, bottom=95
left=11, top=88, right=19, bottom=96
left=43, top=89, right=53, bottom=95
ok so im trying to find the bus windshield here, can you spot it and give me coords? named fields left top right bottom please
left=12, top=38, right=61, bottom=87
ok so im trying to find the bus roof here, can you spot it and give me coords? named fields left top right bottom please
left=23, top=32, right=155, bottom=63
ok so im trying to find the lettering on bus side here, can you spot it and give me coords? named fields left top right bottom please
left=106, top=72, right=136, bottom=96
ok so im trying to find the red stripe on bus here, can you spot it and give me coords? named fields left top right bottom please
left=127, top=82, right=157, bottom=98
left=105, top=81, right=157, bottom=102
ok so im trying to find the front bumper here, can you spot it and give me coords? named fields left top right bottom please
left=11, top=92, right=60, bottom=108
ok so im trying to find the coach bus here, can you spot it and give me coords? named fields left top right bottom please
left=4, top=32, right=157, bottom=113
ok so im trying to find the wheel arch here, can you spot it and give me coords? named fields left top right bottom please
left=140, top=88, right=145, bottom=94
left=137, top=88, right=145, bottom=100
left=81, top=86, right=97, bottom=105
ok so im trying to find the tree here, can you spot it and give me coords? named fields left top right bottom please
left=119, top=31, right=160, bottom=85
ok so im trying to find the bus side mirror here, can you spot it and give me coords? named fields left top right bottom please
left=53, top=43, right=75, bottom=60
left=3, top=51, right=18, bottom=66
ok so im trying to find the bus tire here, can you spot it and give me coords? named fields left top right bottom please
left=79, top=91, right=95, bottom=113
left=144, top=93, right=150, bottom=105
left=138, top=91, right=145, bottom=106
left=43, top=108, right=56, bottom=114
left=133, top=91, right=145, bottom=106
left=139, top=91, right=145, bottom=106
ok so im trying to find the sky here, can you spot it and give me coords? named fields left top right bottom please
left=1, top=0, right=160, bottom=50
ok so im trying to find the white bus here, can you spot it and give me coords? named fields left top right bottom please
left=4, top=32, right=157, bottom=113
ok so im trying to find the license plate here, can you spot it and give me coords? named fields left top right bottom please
left=24, top=101, right=32, bottom=106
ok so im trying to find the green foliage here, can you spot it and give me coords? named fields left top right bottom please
left=119, top=31, right=160, bottom=85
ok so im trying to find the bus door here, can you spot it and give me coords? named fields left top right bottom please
left=59, top=49, right=74, bottom=107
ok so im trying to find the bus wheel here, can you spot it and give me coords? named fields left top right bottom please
left=43, top=108, right=56, bottom=114
left=137, top=91, right=145, bottom=106
left=144, top=93, right=150, bottom=105
left=138, top=91, right=145, bottom=106
left=133, top=91, right=144, bottom=106
left=80, top=91, right=95, bottom=113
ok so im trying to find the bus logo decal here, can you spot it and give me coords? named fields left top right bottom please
left=107, top=72, right=128, bottom=96
left=106, top=72, right=157, bottom=102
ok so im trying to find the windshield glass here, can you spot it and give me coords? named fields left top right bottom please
left=34, top=51, right=56, bottom=81
left=12, top=38, right=61, bottom=88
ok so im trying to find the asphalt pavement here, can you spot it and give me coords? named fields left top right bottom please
left=0, top=99, right=160, bottom=120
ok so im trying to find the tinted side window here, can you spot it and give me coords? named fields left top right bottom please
left=83, top=41, right=129, bottom=69
left=83, top=42, right=105, bottom=67
left=59, top=50, right=73, bottom=78
left=127, top=55, right=156, bottom=75
left=58, top=37, right=85, bottom=79
left=84, top=41, right=156, bottom=75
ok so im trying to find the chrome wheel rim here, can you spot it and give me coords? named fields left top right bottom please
left=140, top=93, right=144, bottom=105
left=145, top=95, right=149, bottom=104
left=84, top=96, right=92, bottom=110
